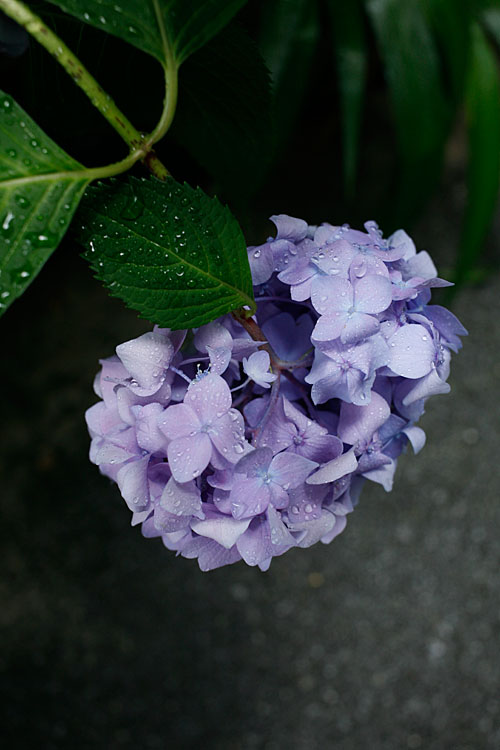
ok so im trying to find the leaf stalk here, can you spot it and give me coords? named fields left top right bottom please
left=0, top=0, right=173, bottom=181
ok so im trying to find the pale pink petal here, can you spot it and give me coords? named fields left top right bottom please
left=338, top=392, right=391, bottom=447
left=191, top=514, right=251, bottom=549
left=167, top=433, right=212, bottom=482
left=158, top=403, right=200, bottom=440
left=184, top=373, right=232, bottom=423
left=306, top=447, right=358, bottom=485
left=387, top=324, right=435, bottom=378
left=353, top=274, right=393, bottom=314
left=116, top=455, right=150, bottom=511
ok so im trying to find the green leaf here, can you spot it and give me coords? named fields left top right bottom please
left=171, top=23, right=273, bottom=196
left=327, top=0, right=367, bottom=197
left=0, top=91, right=89, bottom=316
left=259, top=0, right=320, bottom=153
left=482, top=6, right=500, bottom=44
left=48, top=0, right=248, bottom=66
left=456, top=22, right=500, bottom=284
left=422, top=0, right=472, bottom=102
left=365, top=0, right=451, bottom=224
left=78, top=177, right=255, bottom=329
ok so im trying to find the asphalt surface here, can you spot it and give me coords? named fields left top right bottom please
left=1, top=230, right=499, bottom=750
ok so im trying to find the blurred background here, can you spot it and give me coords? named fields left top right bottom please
left=1, top=1, right=500, bottom=748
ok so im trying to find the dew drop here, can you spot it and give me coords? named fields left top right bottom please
left=253, top=249, right=261, bottom=259
left=355, top=265, right=366, bottom=278
left=2, top=211, right=14, bottom=231
left=121, top=195, right=143, bottom=221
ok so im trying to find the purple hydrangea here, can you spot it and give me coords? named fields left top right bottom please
left=87, top=216, right=467, bottom=571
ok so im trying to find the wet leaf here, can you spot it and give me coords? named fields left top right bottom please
left=172, top=23, right=273, bottom=197
left=328, top=0, right=368, bottom=196
left=78, top=177, right=255, bottom=329
left=0, top=91, right=89, bottom=316
left=49, top=0, right=248, bottom=66
left=259, top=0, right=320, bottom=154
left=366, top=0, right=451, bottom=223
left=456, top=22, right=500, bottom=284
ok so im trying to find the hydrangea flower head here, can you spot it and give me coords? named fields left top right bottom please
left=87, top=216, right=466, bottom=571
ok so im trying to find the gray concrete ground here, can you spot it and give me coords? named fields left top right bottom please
left=1, top=229, right=499, bottom=749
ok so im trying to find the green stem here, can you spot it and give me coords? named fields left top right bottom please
left=0, top=151, right=152, bottom=190
left=1, top=0, right=142, bottom=147
left=148, top=0, right=178, bottom=146
left=0, top=0, right=172, bottom=181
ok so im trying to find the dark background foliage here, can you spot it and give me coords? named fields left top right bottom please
left=3, top=0, right=500, bottom=288
left=2, top=1, right=500, bottom=748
